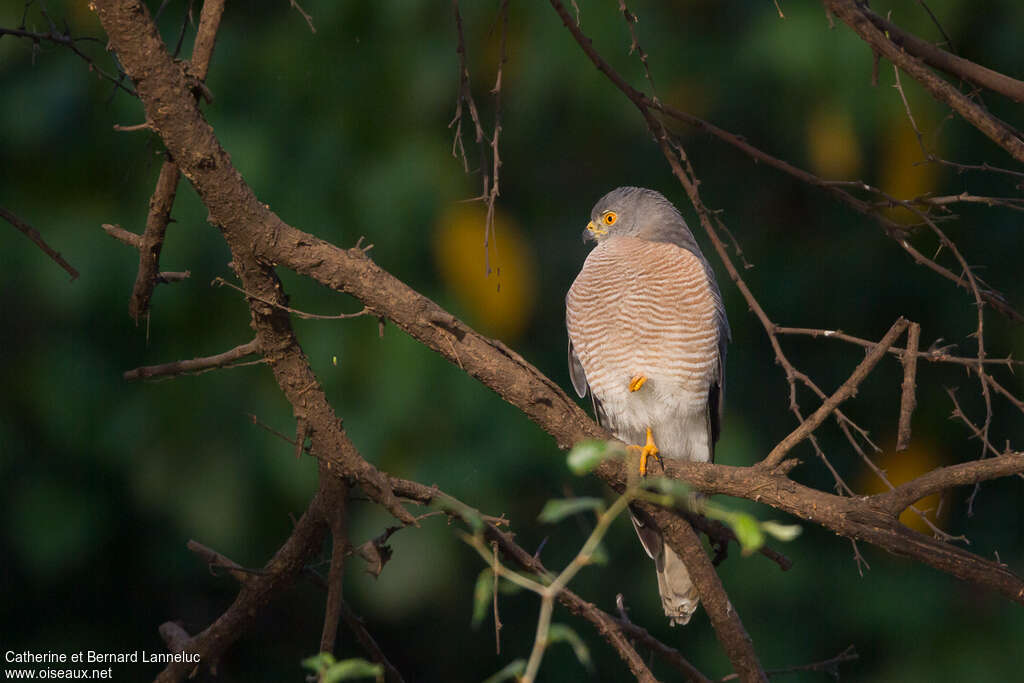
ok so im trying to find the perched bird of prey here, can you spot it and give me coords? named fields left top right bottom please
left=565, top=186, right=729, bottom=625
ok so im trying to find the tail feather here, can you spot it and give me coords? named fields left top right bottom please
left=630, top=510, right=700, bottom=625
left=656, top=542, right=699, bottom=626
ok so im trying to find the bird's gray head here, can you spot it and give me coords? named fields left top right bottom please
left=584, top=186, right=699, bottom=253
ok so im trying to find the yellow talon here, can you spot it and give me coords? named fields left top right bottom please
left=631, top=427, right=660, bottom=476
left=628, top=374, right=647, bottom=392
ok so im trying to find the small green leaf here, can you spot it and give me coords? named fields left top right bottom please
left=702, top=502, right=765, bottom=555
left=302, top=655, right=383, bottom=682
left=547, top=623, right=593, bottom=670
left=325, top=660, right=384, bottom=682
left=537, top=496, right=606, bottom=523
left=729, top=513, right=765, bottom=555
left=761, top=520, right=802, bottom=542
left=302, top=653, right=336, bottom=672
left=482, top=659, right=526, bottom=683
left=472, top=569, right=494, bottom=629
left=567, top=440, right=619, bottom=474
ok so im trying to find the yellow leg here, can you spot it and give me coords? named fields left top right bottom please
left=636, top=427, right=660, bottom=476
left=628, top=374, right=647, bottom=392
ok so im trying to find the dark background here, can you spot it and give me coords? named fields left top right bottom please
left=2, top=1, right=1022, bottom=680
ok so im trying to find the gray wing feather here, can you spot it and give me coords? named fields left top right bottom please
left=705, top=269, right=731, bottom=460
left=630, top=508, right=665, bottom=568
left=568, top=340, right=609, bottom=427
left=568, top=340, right=588, bottom=399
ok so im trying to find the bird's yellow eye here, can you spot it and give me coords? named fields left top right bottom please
left=602, top=211, right=618, bottom=226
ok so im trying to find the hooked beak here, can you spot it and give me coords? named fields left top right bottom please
left=583, top=220, right=608, bottom=243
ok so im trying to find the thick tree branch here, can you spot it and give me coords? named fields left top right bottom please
left=91, top=4, right=1024, bottom=681
left=649, top=458, right=1024, bottom=605
left=98, top=0, right=415, bottom=528
left=860, top=5, right=1024, bottom=103
left=155, top=484, right=330, bottom=682
left=874, top=452, right=1024, bottom=517
left=823, top=0, right=1024, bottom=164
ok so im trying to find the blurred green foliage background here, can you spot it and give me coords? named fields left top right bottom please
left=2, top=0, right=1023, bottom=680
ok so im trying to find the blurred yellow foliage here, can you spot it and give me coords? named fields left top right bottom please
left=858, top=442, right=949, bottom=534
left=433, top=203, right=535, bottom=340
left=879, top=112, right=941, bottom=224
left=806, top=106, right=863, bottom=179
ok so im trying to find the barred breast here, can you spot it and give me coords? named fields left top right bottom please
left=566, top=236, right=722, bottom=459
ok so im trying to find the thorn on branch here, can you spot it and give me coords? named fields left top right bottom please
left=112, top=121, right=153, bottom=132
left=102, top=223, right=143, bottom=248
left=187, top=539, right=258, bottom=584
left=295, top=418, right=311, bottom=459
left=155, top=270, right=191, bottom=283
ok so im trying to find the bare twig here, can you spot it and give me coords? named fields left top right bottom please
left=212, top=277, right=371, bottom=320
left=102, top=223, right=143, bottom=249
left=0, top=21, right=137, bottom=97
left=897, top=322, right=921, bottom=451
left=187, top=539, right=254, bottom=584
left=126, top=0, right=224, bottom=323
left=1, top=207, right=79, bottom=280
left=617, top=1, right=657, bottom=98
left=124, top=339, right=263, bottom=381
left=761, top=319, right=909, bottom=469
left=319, top=477, right=349, bottom=655
left=130, top=158, right=181, bottom=322
left=448, top=0, right=507, bottom=276
left=720, top=644, right=859, bottom=681
left=774, top=326, right=1022, bottom=369
left=288, top=0, right=317, bottom=34
left=612, top=597, right=710, bottom=683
